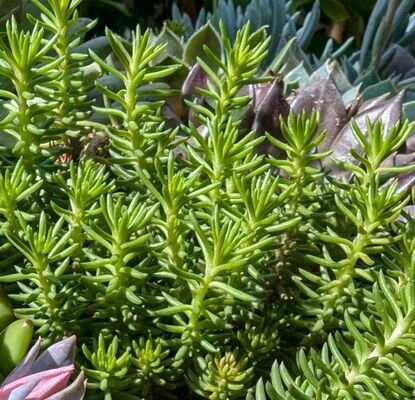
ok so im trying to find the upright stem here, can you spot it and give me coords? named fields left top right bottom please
left=34, top=255, right=58, bottom=317
left=307, top=232, right=371, bottom=341
left=16, top=83, right=35, bottom=170
left=188, top=270, right=214, bottom=343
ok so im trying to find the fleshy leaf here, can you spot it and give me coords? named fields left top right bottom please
left=403, top=100, right=415, bottom=129
left=26, top=368, right=73, bottom=400
left=358, top=93, right=390, bottom=112
left=182, top=64, right=208, bottom=99
left=382, top=44, right=415, bottom=80
left=152, top=25, right=184, bottom=65
left=184, top=23, right=221, bottom=70
left=45, top=372, right=86, bottom=400
left=73, top=37, right=112, bottom=59
left=27, top=336, right=76, bottom=375
left=1, top=338, right=41, bottom=388
left=395, top=168, right=415, bottom=193
left=0, top=366, right=74, bottom=398
left=4, top=381, right=37, bottom=400
left=252, top=78, right=290, bottom=156
left=399, top=205, right=415, bottom=222
left=362, top=80, right=397, bottom=101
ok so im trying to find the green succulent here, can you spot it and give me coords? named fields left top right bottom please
left=0, top=1, right=414, bottom=400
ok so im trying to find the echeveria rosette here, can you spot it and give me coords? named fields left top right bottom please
left=0, top=336, right=86, bottom=400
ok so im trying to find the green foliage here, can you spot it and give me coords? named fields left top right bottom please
left=30, top=0, right=96, bottom=144
left=187, top=351, right=254, bottom=399
left=254, top=267, right=415, bottom=399
left=1, top=1, right=415, bottom=400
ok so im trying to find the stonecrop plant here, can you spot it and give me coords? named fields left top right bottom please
left=1, top=0, right=415, bottom=399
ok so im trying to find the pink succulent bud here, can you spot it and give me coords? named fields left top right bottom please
left=0, top=336, right=86, bottom=400
left=0, top=365, right=73, bottom=399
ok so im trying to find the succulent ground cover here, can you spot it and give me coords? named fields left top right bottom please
left=1, top=0, right=415, bottom=399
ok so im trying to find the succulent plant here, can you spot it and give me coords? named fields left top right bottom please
left=0, top=288, right=33, bottom=378
left=1, top=0, right=415, bottom=399
left=0, top=336, right=85, bottom=400
left=171, top=0, right=328, bottom=71
left=170, top=0, right=415, bottom=122
left=151, top=58, right=414, bottom=191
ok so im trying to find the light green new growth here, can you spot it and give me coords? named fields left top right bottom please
left=0, top=1, right=414, bottom=399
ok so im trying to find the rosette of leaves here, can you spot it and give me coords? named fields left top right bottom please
left=1, top=0, right=415, bottom=399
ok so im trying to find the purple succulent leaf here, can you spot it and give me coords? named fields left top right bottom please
left=382, top=45, right=415, bottom=80
left=395, top=168, right=415, bottom=193
left=188, top=98, right=209, bottom=126
left=403, top=206, right=415, bottom=219
left=403, top=67, right=415, bottom=79
left=182, top=64, right=209, bottom=123
left=4, top=381, right=37, bottom=400
left=239, top=103, right=256, bottom=135
left=161, top=103, right=181, bottom=130
left=44, top=372, right=86, bottom=400
left=397, top=205, right=415, bottom=222
left=27, top=368, right=73, bottom=399
left=0, top=366, right=74, bottom=399
left=358, top=93, right=390, bottom=112
left=405, top=131, right=415, bottom=153
left=381, top=152, right=397, bottom=169
left=377, top=91, right=404, bottom=128
left=252, top=78, right=290, bottom=157
left=326, top=92, right=404, bottom=178
left=0, top=338, right=41, bottom=388
left=237, top=84, right=255, bottom=100
left=27, top=336, right=76, bottom=375
left=290, top=75, right=348, bottom=152
left=182, top=64, right=208, bottom=99
left=253, top=82, right=273, bottom=111
left=394, top=153, right=415, bottom=167
left=197, top=125, right=209, bottom=139
left=231, top=84, right=256, bottom=130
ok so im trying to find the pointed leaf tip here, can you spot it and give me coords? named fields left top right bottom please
left=45, top=372, right=86, bottom=400
left=28, top=336, right=77, bottom=375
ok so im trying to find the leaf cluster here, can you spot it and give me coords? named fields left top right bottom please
left=0, top=1, right=415, bottom=400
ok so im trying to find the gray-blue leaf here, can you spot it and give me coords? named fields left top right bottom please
left=27, top=336, right=76, bottom=375
left=5, top=381, right=37, bottom=400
